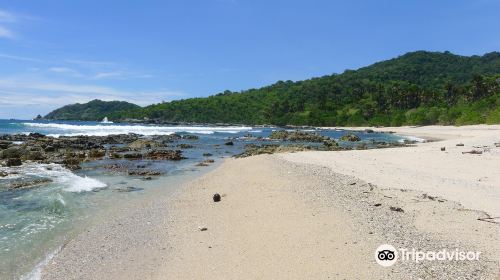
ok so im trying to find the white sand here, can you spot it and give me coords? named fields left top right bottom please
left=41, top=125, right=500, bottom=279
left=283, top=125, right=500, bottom=217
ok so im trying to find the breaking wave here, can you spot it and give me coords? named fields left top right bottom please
left=21, top=123, right=253, bottom=137
left=2, top=163, right=107, bottom=192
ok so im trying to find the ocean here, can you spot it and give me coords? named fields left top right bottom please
left=0, top=119, right=410, bottom=279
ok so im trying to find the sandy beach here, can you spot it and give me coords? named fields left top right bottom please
left=41, top=125, right=500, bottom=280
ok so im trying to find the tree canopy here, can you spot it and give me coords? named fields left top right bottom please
left=45, top=51, right=500, bottom=126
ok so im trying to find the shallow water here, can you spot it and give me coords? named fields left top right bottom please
left=0, top=120, right=408, bottom=279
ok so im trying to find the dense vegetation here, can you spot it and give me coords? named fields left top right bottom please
left=44, top=100, right=140, bottom=121
left=46, top=51, right=500, bottom=126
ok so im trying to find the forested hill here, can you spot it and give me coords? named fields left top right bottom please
left=47, top=51, right=500, bottom=126
left=44, top=100, right=140, bottom=121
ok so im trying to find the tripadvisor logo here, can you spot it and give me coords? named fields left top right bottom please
left=375, top=244, right=481, bottom=267
left=375, top=244, right=398, bottom=267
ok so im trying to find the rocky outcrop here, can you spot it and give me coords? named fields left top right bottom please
left=0, top=133, right=191, bottom=169
left=268, top=130, right=339, bottom=148
left=196, top=159, right=215, bottom=166
left=128, top=139, right=160, bottom=149
left=0, top=146, right=26, bottom=159
left=270, top=130, right=329, bottom=142
left=339, top=133, right=361, bottom=142
left=236, top=144, right=312, bottom=157
left=144, top=150, right=185, bottom=160
left=6, top=158, right=22, bottom=167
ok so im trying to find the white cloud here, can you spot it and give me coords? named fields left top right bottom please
left=0, top=10, right=19, bottom=39
left=48, top=67, right=83, bottom=77
left=0, top=52, right=154, bottom=80
left=49, top=67, right=74, bottom=73
left=0, top=26, right=13, bottom=38
left=92, top=71, right=124, bottom=79
left=0, top=78, right=186, bottom=107
left=0, top=53, right=45, bottom=62
left=65, top=59, right=116, bottom=67
left=0, top=10, right=17, bottom=22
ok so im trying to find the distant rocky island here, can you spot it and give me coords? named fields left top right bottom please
left=43, top=51, right=500, bottom=126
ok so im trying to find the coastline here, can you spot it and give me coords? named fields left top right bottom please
left=40, top=125, right=500, bottom=279
left=286, top=124, right=500, bottom=216
left=335, top=124, right=500, bottom=141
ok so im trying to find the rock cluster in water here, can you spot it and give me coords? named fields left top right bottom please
left=0, top=133, right=193, bottom=188
left=269, top=130, right=338, bottom=145
left=339, top=133, right=361, bottom=142
left=236, top=130, right=409, bottom=157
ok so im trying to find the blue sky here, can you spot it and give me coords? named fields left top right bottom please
left=0, top=0, right=499, bottom=119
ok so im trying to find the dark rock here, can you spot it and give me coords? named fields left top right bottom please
left=403, top=139, right=417, bottom=144
left=28, top=132, right=45, bottom=138
left=389, top=206, right=404, bottom=212
left=355, top=143, right=368, bottom=150
left=6, top=158, right=22, bottom=167
left=323, top=139, right=339, bottom=149
left=182, top=134, right=199, bottom=140
left=224, top=141, right=234, bottom=146
left=0, top=140, right=12, bottom=149
left=1, top=146, right=26, bottom=159
left=44, top=145, right=55, bottom=152
left=199, top=227, right=208, bottom=231
left=456, top=143, right=464, bottom=147
left=203, top=153, right=213, bottom=157
left=109, top=152, right=124, bottom=159
left=128, top=139, right=158, bottom=149
left=339, top=133, right=361, bottom=142
left=24, top=150, right=46, bottom=161
left=115, top=186, right=144, bottom=192
left=462, top=150, right=482, bottom=155
left=0, top=171, right=8, bottom=177
left=65, top=164, right=82, bottom=171
left=128, top=170, right=161, bottom=176
left=110, top=146, right=131, bottom=152
left=364, top=129, right=374, bottom=133
left=421, top=193, right=436, bottom=201
left=236, top=144, right=313, bottom=158
left=63, top=157, right=82, bottom=166
left=145, top=150, right=185, bottom=160
left=373, top=203, right=382, bottom=207
left=9, top=178, right=52, bottom=189
left=440, top=147, right=446, bottom=151
left=123, top=153, right=143, bottom=159
left=177, top=144, right=194, bottom=149
left=213, top=193, right=221, bottom=202
left=88, top=149, right=106, bottom=158
left=196, top=159, right=215, bottom=166
left=269, top=130, right=330, bottom=142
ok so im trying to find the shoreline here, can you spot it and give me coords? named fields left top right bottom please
left=335, top=124, right=500, bottom=141
left=285, top=124, right=500, bottom=216
left=39, top=125, right=500, bottom=279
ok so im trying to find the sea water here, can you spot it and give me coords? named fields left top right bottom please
left=0, top=119, right=410, bottom=279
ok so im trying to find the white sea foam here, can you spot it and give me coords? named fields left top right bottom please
left=3, top=163, right=107, bottom=192
left=21, top=246, right=61, bottom=280
left=398, top=135, right=426, bottom=143
left=22, top=123, right=253, bottom=137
